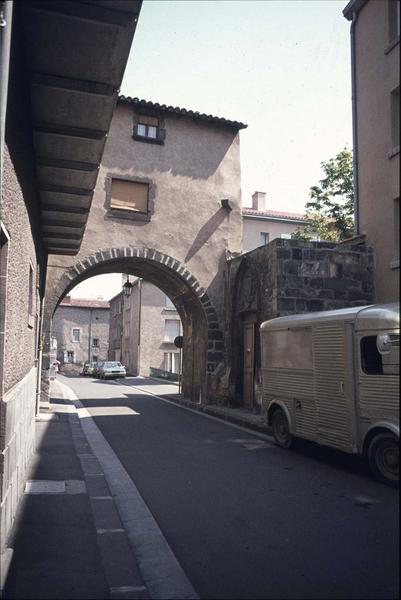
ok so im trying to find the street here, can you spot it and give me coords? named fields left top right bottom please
left=59, top=374, right=399, bottom=600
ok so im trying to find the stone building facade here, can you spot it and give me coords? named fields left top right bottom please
left=109, top=281, right=182, bottom=377
left=52, top=297, right=110, bottom=366
left=344, top=0, right=400, bottom=301
left=225, top=238, right=375, bottom=411
left=242, top=191, right=307, bottom=252
left=43, top=97, right=246, bottom=403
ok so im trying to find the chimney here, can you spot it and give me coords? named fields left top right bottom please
left=252, top=191, right=267, bottom=211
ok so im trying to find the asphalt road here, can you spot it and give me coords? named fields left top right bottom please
left=63, top=374, right=399, bottom=600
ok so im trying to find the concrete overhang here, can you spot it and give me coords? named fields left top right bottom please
left=17, top=0, right=142, bottom=255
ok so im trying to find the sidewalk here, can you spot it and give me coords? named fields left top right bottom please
left=2, top=380, right=149, bottom=600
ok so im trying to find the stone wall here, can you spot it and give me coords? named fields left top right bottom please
left=226, top=238, right=375, bottom=409
left=0, top=368, right=36, bottom=551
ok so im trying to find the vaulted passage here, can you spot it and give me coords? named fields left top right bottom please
left=42, top=247, right=224, bottom=403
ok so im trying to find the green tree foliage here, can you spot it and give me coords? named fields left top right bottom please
left=292, top=148, right=355, bottom=242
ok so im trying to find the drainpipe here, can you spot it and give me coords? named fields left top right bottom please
left=350, top=11, right=360, bottom=233
left=0, top=1, right=13, bottom=197
left=137, top=278, right=142, bottom=375
left=35, top=297, right=45, bottom=415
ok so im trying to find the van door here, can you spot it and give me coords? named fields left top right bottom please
left=313, top=322, right=355, bottom=452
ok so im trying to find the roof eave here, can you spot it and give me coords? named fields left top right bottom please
left=16, top=1, right=142, bottom=256
left=343, top=0, right=367, bottom=20
left=118, top=96, right=247, bottom=130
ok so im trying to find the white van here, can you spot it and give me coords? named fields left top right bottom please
left=260, top=303, right=399, bottom=485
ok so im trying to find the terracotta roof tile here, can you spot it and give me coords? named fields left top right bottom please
left=118, top=95, right=247, bottom=130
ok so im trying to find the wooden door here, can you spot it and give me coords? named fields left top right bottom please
left=243, top=319, right=255, bottom=409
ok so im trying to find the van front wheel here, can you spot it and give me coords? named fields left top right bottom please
left=368, top=432, right=399, bottom=486
left=271, top=408, right=293, bottom=449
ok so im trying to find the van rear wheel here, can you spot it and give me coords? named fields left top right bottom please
left=271, top=408, right=292, bottom=449
left=368, top=432, right=399, bottom=487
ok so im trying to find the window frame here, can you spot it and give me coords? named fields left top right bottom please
left=163, top=319, right=180, bottom=343
left=72, top=328, right=81, bottom=343
left=132, top=111, right=166, bottom=145
left=105, top=174, right=155, bottom=223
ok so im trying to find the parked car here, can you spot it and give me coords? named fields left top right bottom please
left=98, top=361, right=126, bottom=379
left=92, top=361, right=104, bottom=378
left=260, top=302, right=399, bottom=486
left=80, top=362, right=95, bottom=376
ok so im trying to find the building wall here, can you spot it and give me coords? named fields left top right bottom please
left=242, top=217, right=304, bottom=253
left=355, top=0, right=400, bottom=301
left=226, top=238, right=375, bottom=410
left=109, top=283, right=181, bottom=377
left=44, top=102, right=243, bottom=389
left=139, top=283, right=181, bottom=377
left=1, top=142, right=45, bottom=550
left=52, top=305, right=110, bottom=365
left=109, top=293, right=124, bottom=364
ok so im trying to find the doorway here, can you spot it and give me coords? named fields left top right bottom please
left=243, top=315, right=256, bottom=409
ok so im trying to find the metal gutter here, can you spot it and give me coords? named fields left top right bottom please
left=350, top=10, right=360, bottom=233
left=242, top=213, right=308, bottom=224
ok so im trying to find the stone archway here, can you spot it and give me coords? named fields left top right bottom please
left=42, top=246, right=224, bottom=404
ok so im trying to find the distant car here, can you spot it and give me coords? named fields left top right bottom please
left=80, top=362, right=95, bottom=376
left=92, top=361, right=104, bottom=378
left=98, top=361, right=126, bottom=379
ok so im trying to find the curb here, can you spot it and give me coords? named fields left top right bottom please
left=56, top=380, right=199, bottom=600
left=54, top=381, right=150, bottom=600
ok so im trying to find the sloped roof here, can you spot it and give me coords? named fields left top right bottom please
left=118, top=95, right=247, bottom=130
left=59, top=297, right=110, bottom=309
left=242, top=207, right=307, bottom=222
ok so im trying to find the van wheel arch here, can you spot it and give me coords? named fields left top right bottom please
left=269, top=404, right=293, bottom=449
left=363, top=427, right=399, bottom=486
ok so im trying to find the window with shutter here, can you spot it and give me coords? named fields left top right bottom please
left=110, top=179, right=149, bottom=214
left=133, top=113, right=165, bottom=144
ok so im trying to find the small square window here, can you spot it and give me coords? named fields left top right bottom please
left=110, top=179, right=149, bottom=214
left=133, top=114, right=165, bottom=144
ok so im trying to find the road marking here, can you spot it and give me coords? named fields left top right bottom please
left=56, top=379, right=199, bottom=600
left=116, top=379, right=276, bottom=444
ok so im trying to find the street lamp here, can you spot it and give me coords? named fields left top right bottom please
left=122, top=275, right=133, bottom=297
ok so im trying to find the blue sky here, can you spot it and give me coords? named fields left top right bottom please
left=121, top=0, right=352, bottom=212
left=71, top=0, right=352, bottom=299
